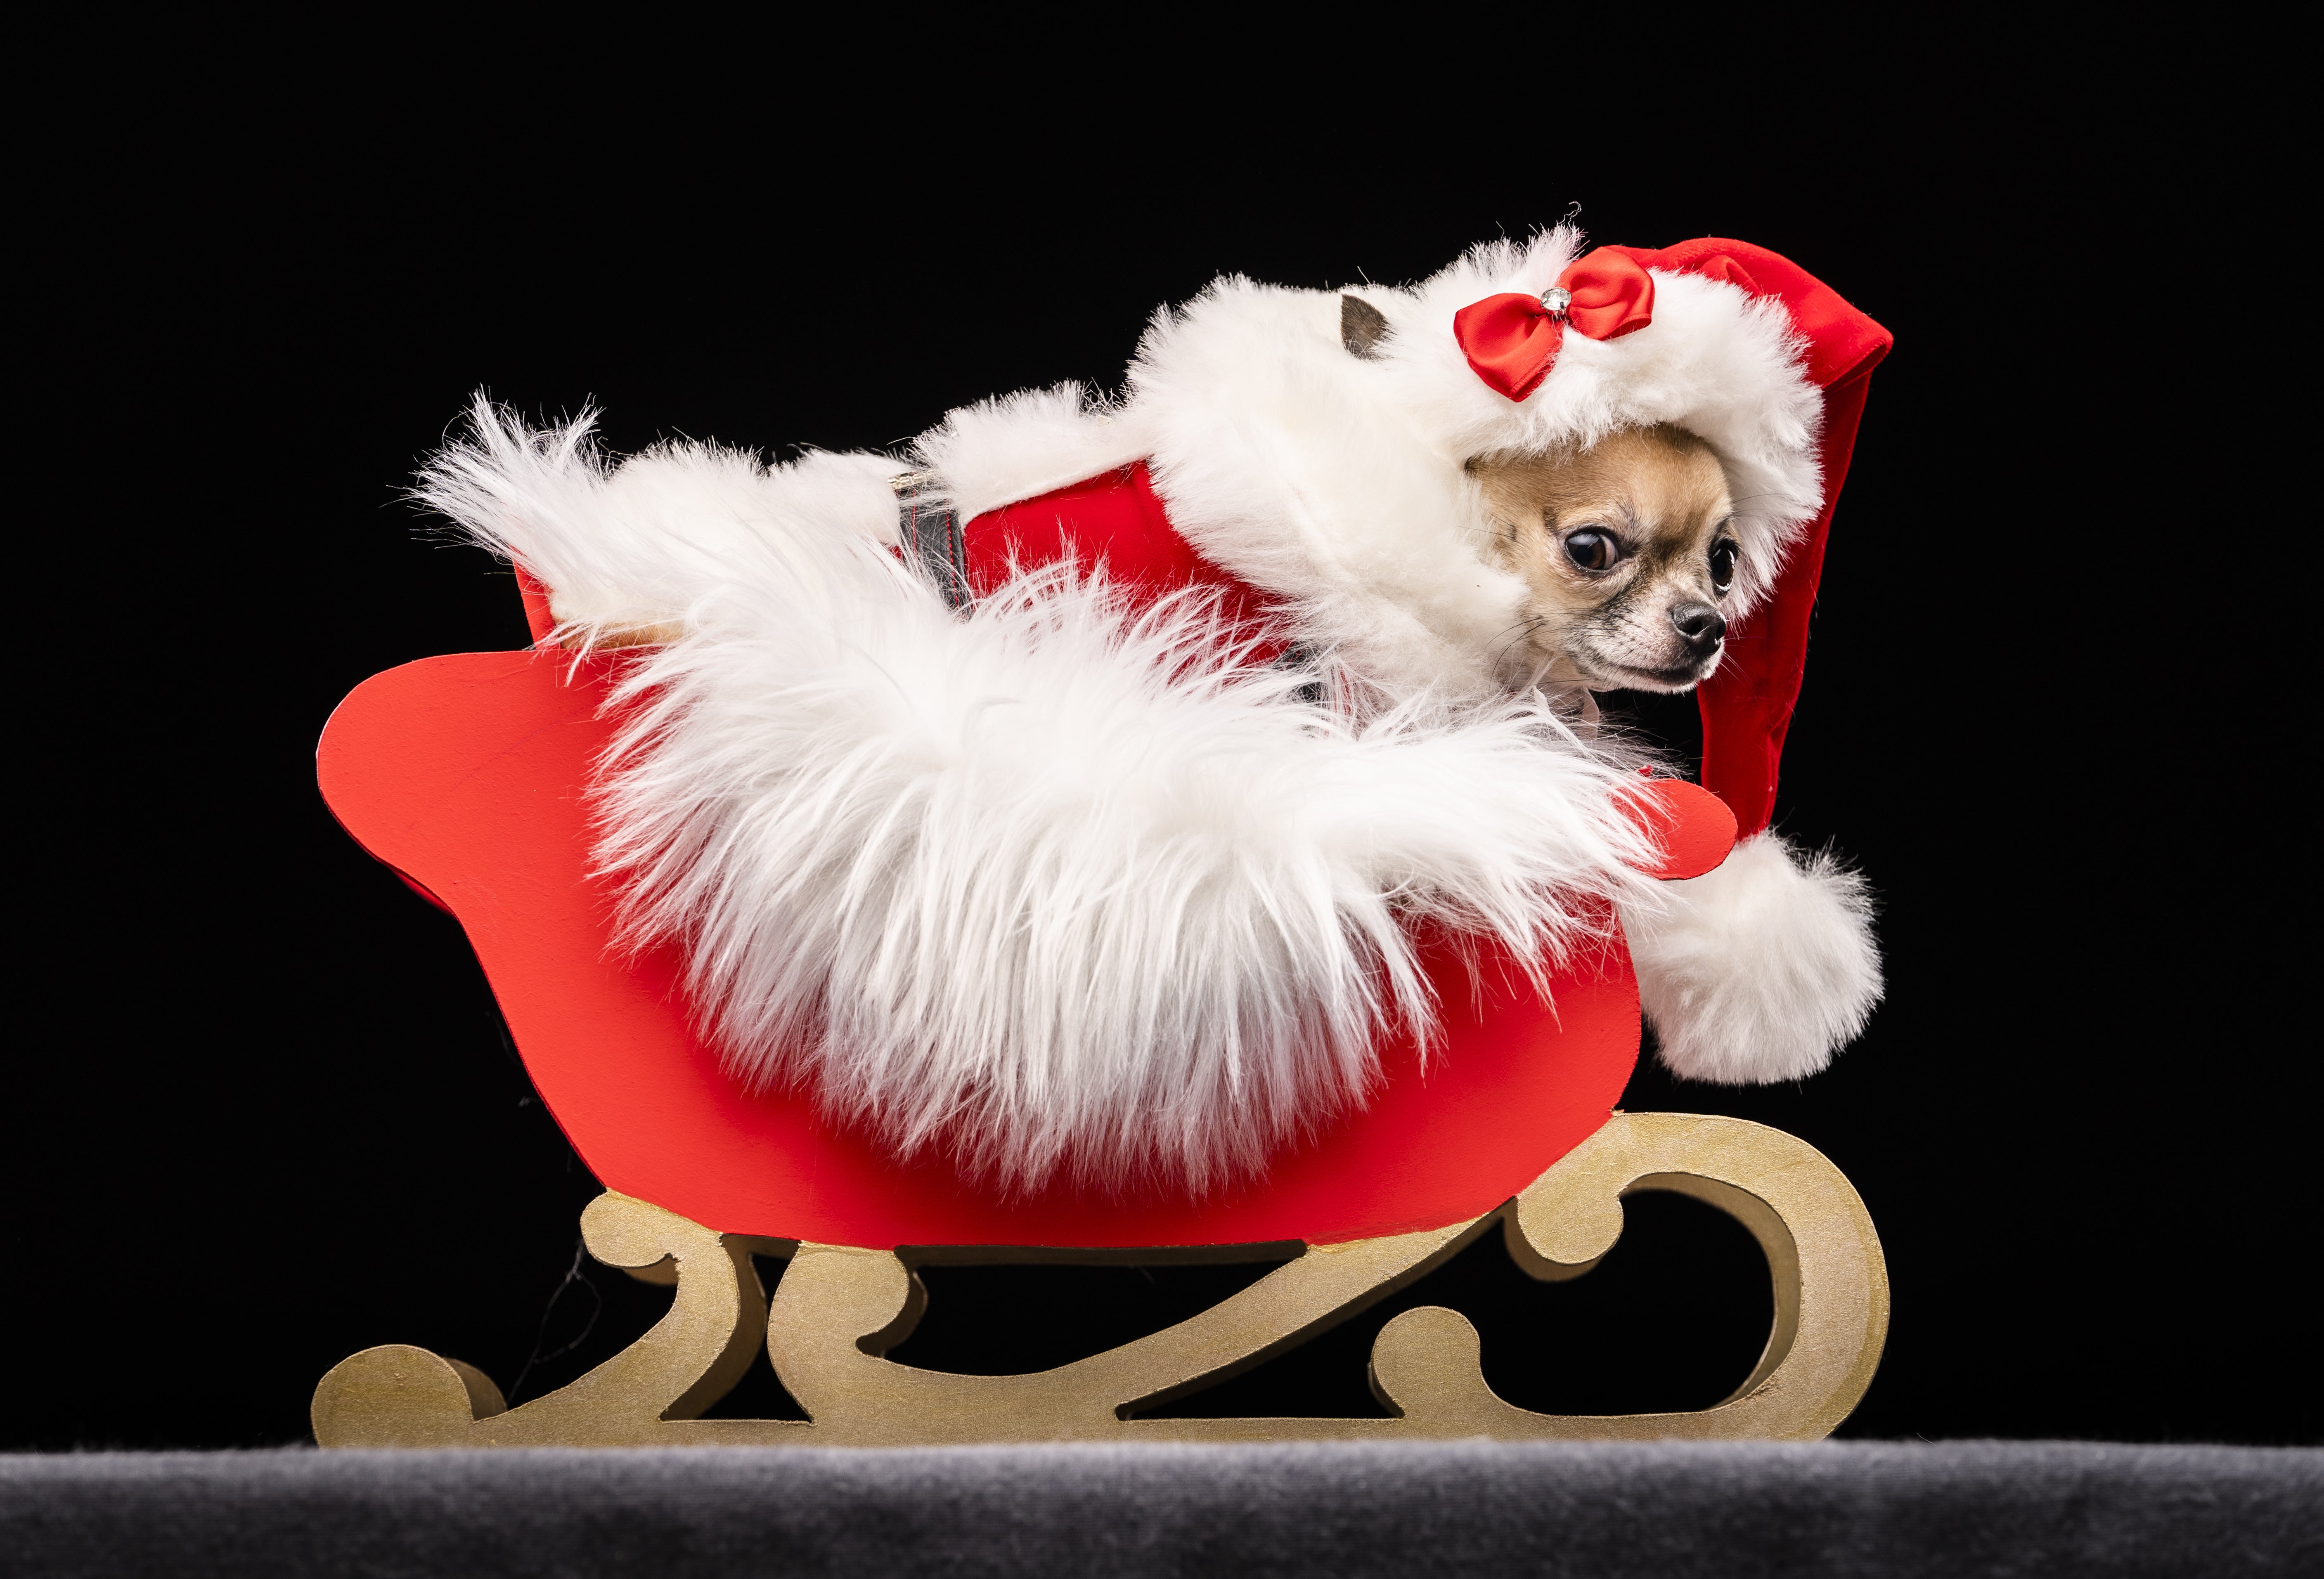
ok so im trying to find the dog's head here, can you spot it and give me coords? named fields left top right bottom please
left=1467, top=424, right=1739, bottom=693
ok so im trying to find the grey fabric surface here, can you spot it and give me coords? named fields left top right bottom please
left=4, top=1440, right=2317, bottom=1578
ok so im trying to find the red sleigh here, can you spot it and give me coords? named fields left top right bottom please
left=310, top=583, right=1889, bottom=1448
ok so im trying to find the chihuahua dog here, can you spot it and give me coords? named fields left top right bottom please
left=1468, top=423, right=1739, bottom=704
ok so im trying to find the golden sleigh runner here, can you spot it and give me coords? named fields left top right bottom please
left=311, top=647, right=1888, bottom=1449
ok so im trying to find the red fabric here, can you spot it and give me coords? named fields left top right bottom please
left=963, top=460, right=1290, bottom=664
left=1602, top=240, right=1892, bottom=836
left=1451, top=249, right=1657, bottom=402
left=1606, top=239, right=1891, bottom=393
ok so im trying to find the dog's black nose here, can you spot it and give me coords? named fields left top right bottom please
left=1669, top=602, right=1727, bottom=653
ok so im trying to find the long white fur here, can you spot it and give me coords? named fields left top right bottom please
left=422, top=402, right=911, bottom=636
left=421, top=403, right=1671, bottom=1191
left=1620, top=833, right=1882, bottom=1084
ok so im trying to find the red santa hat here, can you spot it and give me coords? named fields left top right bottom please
left=1368, top=234, right=1893, bottom=835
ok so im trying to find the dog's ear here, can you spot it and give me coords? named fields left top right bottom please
left=1340, top=294, right=1391, bottom=360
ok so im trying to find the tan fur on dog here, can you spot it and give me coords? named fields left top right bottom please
left=1470, top=424, right=1740, bottom=694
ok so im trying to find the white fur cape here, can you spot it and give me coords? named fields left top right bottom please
left=418, top=227, right=1881, bottom=1190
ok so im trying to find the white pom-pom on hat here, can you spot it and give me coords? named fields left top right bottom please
left=1622, top=832, right=1883, bottom=1084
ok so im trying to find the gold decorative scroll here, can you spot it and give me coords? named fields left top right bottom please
left=312, top=1111, right=1888, bottom=1447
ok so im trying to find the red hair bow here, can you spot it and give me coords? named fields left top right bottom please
left=1452, top=249, right=1657, bottom=402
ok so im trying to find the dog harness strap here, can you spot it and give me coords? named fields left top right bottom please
left=1275, top=642, right=1325, bottom=706
left=890, top=471, right=972, bottom=613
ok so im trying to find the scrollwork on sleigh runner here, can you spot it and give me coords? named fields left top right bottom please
left=312, top=1111, right=1887, bottom=1447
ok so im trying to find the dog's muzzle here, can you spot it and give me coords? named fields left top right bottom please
left=1668, top=602, right=1727, bottom=659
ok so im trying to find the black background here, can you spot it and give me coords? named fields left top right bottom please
left=14, top=28, right=2310, bottom=1449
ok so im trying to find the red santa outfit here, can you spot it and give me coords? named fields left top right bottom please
left=428, top=226, right=1891, bottom=1189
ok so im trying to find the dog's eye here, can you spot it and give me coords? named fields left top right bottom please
left=1563, top=529, right=1620, bottom=574
left=1709, top=539, right=1739, bottom=592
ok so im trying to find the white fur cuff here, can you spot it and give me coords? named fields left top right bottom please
left=1621, top=832, right=1883, bottom=1085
